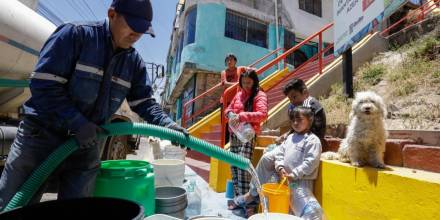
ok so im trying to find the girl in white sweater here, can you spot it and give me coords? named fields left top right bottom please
left=229, top=106, right=323, bottom=218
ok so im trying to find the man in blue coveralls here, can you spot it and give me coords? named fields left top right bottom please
left=0, top=0, right=188, bottom=209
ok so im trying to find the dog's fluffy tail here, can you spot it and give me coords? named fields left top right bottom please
left=321, top=152, right=339, bottom=160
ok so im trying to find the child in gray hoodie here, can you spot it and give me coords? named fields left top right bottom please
left=229, top=106, right=323, bottom=218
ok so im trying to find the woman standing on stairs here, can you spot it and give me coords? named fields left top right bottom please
left=220, top=53, right=246, bottom=144
left=224, top=69, right=268, bottom=208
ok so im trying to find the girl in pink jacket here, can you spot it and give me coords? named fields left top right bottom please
left=225, top=69, right=268, bottom=204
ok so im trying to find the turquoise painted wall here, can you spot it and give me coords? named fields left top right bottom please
left=268, top=24, right=277, bottom=51
left=258, top=23, right=280, bottom=79
left=177, top=3, right=277, bottom=83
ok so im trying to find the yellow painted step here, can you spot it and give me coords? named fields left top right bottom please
left=316, top=160, right=440, bottom=220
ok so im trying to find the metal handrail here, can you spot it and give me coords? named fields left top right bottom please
left=184, top=98, right=220, bottom=123
left=181, top=47, right=283, bottom=127
left=381, top=0, right=439, bottom=37
left=182, top=82, right=223, bottom=128
left=220, top=22, right=334, bottom=148
left=255, top=23, right=334, bottom=76
left=265, top=44, right=334, bottom=94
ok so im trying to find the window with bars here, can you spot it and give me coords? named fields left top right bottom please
left=298, top=0, right=322, bottom=17
left=225, top=10, right=268, bottom=48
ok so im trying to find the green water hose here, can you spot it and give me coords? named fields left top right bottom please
left=0, top=78, right=29, bottom=88
left=3, top=122, right=250, bottom=212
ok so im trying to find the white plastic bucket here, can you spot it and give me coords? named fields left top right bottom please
left=163, top=145, right=186, bottom=161
left=248, top=213, right=301, bottom=220
left=151, top=159, right=185, bottom=187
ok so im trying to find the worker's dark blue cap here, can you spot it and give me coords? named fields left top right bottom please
left=111, top=0, right=155, bottom=37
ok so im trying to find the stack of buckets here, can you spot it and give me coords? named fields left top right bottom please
left=94, top=159, right=187, bottom=218
left=152, top=158, right=187, bottom=219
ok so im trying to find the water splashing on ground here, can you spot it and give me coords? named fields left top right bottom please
left=248, top=164, right=269, bottom=219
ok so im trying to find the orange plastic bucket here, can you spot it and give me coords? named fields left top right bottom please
left=260, top=183, right=290, bottom=214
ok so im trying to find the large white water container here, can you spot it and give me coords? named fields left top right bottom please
left=151, top=159, right=185, bottom=187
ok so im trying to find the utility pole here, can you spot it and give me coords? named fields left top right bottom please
left=145, top=62, right=165, bottom=102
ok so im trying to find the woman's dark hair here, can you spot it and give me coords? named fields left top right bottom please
left=224, top=53, right=237, bottom=65
left=288, top=106, right=314, bottom=130
left=283, top=78, right=307, bottom=96
left=239, top=69, right=260, bottom=111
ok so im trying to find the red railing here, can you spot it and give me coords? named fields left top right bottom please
left=381, top=0, right=439, bottom=37
left=266, top=44, right=334, bottom=95
left=181, top=47, right=283, bottom=128
left=220, top=22, right=334, bottom=148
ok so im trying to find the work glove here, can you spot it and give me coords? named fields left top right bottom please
left=75, top=122, right=109, bottom=149
left=168, top=123, right=190, bottom=149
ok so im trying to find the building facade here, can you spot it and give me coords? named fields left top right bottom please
left=162, top=0, right=333, bottom=126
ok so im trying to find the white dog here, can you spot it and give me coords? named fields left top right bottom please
left=322, top=91, right=388, bottom=168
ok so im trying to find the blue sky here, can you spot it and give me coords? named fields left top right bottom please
left=37, top=0, right=178, bottom=99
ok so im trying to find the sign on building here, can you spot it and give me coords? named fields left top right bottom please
left=334, top=0, right=385, bottom=56
left=334, top=0, right=410, bottom=56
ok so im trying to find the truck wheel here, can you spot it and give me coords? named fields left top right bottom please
left=102, top=136, right=128, bottom=160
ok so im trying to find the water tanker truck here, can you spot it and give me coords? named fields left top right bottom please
left=0, top=0, right=141, bottom=169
